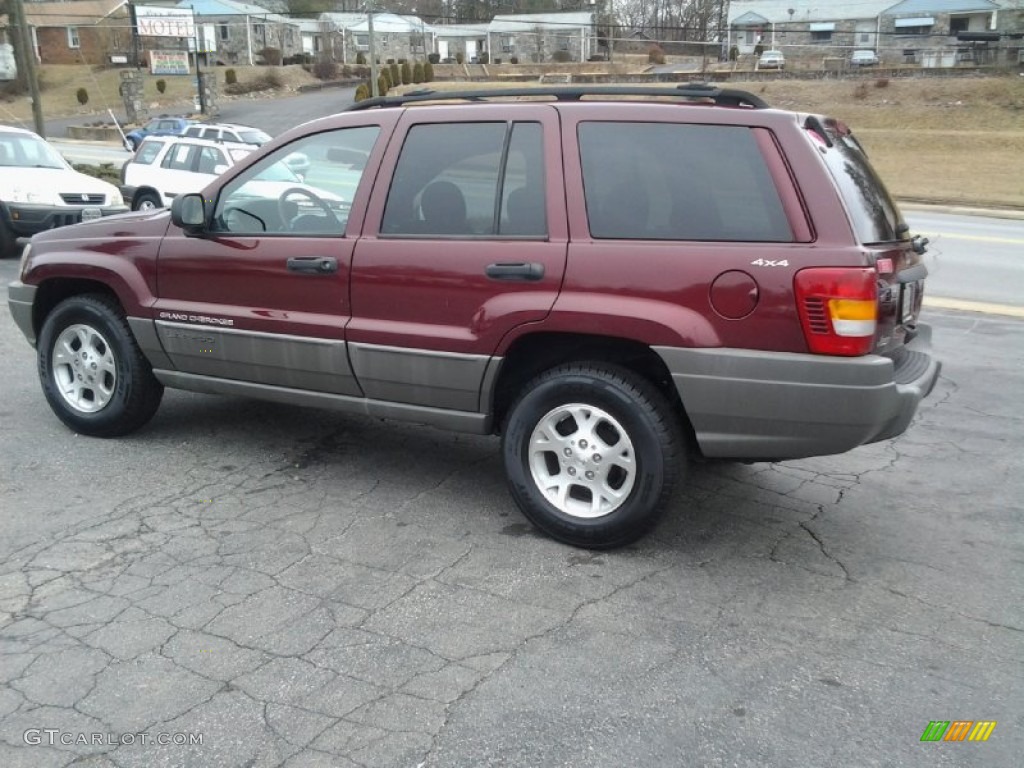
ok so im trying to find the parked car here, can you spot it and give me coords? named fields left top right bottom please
left=183, top=122, right=272, bottom=146
left=757, top=50, right=785, bottom=69
left=0, top=126, right=126, bottom=258
left=123, top=116, right=196, bottom=151
left=850, top=50, right=881, bottom=67
left=9, top=84, right=940, bottom=549
left=184, top=122, right=310, bottom=177
left=120, top=136, right=257, bottom=210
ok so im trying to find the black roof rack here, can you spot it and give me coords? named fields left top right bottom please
left=345, top=83, right=769, bottom=112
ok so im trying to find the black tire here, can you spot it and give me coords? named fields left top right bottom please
left=37, top=294, right=163, bottom=437
left=132, top=191, right=162, bottom=211
left=502, top=363, right=683, bottom=549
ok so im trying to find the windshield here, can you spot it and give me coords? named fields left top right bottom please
left=0, top=132, right=69, bottom=169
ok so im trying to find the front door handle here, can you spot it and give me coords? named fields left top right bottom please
left=287, top=256, right=338, bottom=274
left=485, top=262, right=545, bottom=281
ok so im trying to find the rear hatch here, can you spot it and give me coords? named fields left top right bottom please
left=807, top=116, right=926, bottom=356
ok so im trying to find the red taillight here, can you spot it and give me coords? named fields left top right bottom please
left=794, top=268, right=878, bottom=356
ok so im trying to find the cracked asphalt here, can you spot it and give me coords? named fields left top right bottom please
left=2, top=258, right=1021, bottom=767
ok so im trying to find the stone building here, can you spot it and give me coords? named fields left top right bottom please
left=178, top=0, right=302, bottom=66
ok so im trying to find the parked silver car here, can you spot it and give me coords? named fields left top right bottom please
left=850, top=50, right=881, bottom=67
left=757, top=50, right=785, bottom=70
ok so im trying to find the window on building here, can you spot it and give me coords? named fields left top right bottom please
left=354, top=34, right=368, bottom=49
left=558, top=35, right=571, bottom=50
left=219, top=24, right=229, bottom=41
left=860, top=32, right=871, bottom=43
left=811, top=31, right=833, bottom=43
left=67, top=27, right=80, bottom=49
left=578, top=122, right=792, bottom=242
left=949, top=18, right=969, bottom=35
left=253, top=24, right=265, bottom=38
left=500, top=35, right=514, bottom=52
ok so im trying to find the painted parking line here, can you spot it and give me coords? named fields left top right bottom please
left=925, top=232, right=1024, bottom=246
left=924, top=296, right=1024, bottom=318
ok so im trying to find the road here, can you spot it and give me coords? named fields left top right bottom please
left=908, top=210, right=1024, bottom=309
left=1, top=252, right=1021, bottom=766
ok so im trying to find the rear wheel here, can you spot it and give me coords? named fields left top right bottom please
left=37, top=295, right=163, bottom=437
left=132, top=191, right=162, bottom=211
left=502, top=363, right=683, bottom=549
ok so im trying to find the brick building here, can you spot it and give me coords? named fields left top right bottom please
left=8, top=0, right=131, bottom=65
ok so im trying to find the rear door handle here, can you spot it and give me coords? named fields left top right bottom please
left=485, top=262, right=545, bottom=281
left=287, top=256, right=338, bottom=274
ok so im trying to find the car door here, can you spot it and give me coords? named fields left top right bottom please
left=348, top=105, right=568, bottom=413
left=153, top=123, right=389, bottom=395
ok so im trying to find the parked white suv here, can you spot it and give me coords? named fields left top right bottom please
left=182, top=122, right=272, bottom=146
left=120, top=136, right=256, bottom=211
left=182, top=122, right=310, bottom=177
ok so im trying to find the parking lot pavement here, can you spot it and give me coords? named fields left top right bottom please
left=1, top=265, right=1020, bottom=765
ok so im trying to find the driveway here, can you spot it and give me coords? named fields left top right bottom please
left=1, top=251, right=1021, bottom=766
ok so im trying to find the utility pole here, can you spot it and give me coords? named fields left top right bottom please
left=11, top=0, right=45, bottom=136
left=368, top=8, right=378, bottom=97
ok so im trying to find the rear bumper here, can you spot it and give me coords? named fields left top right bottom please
left=655, top=323, right=941, bottom=461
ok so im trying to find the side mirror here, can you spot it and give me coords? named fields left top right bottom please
left=170, top=193, right=207, bottom=235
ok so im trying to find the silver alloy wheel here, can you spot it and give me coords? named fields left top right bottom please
left=528, top=403, right=637, bottom=519
left=137, top=198, right=158, bottom=211
left=51, top=323, right=117, bottom=413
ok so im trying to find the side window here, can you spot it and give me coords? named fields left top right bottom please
left=212, top=125, right=380, bottom=236
left=161, top=143, right=196, bottom=171
left=578, top=122, right=793, bottom=242
left=158, top=121, right=179, bottom=132
left=197, top=146, right=226, bottom=174
left=183, top=126, right=201, bottom=138
left=134, top=141, right=163, bottom=165
left=382, top=122, right=545, bottom=238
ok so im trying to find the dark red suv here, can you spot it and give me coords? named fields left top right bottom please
left=7, top=85, right=940, bottom=548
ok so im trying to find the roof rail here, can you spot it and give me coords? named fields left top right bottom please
left=345, top=83, right=770, bottom=112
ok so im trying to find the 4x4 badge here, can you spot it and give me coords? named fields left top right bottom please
left=750, top=259, right=789, bottom=267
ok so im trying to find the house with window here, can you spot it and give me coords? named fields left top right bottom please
left=727, top=1, right=895, bottom=55
left=319, top=12, right=432, bottom=65
left=726, top=0, right=1022, bottom=61
left=4, top=0, right=130, bottom=65
left=486, top=12, right=598, bottom=64
left=179, top=0, right=301, bottom=66
left=431, top=23, right=490, bottom=63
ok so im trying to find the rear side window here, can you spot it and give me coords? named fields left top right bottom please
left=578, top=122, right=792, bottom=242
left=820, top=131, right=904, bottom=244
left=382, top=122, right=546, bottom=238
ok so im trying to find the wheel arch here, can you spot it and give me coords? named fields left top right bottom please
left=132, top=187, right=163, bottom=208
left=488, top=331, right=698, bottom=453
left=32, top=278, right=127, bottom=341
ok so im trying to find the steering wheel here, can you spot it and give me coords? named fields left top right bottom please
left=276, top=186, right=336, bottom=232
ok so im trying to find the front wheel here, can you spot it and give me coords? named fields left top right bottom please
left=37, top=295, right=163, bottom=437
left=502, top=363, right=683, bottom=549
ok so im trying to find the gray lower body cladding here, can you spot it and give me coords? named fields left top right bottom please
left=654, top=323, right=941, bottom=460
left=7, top=281, right=37, bottom=346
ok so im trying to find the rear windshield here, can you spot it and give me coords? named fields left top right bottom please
left=819, top=129, right=905, bottom=244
